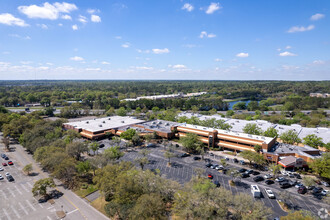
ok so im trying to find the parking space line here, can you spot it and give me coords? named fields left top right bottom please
left=26, top=182, right=32, bottom=188
left=0, top=189, right=6, bottom=198
left=8, top=188, right=15, bottom=197
left=15, top=185, right=22, bottom=195
left=25, top=200, right=36, bottom=211
left=20, top=184, right=29, bottom=192
left=11, top=205, right=21, bottom=219
left=18, top=202, right=29, bottom=215
left=47, top=216, right=52, bottom=220
left=67, top=209, right=78, bottom=215
left=3, top=208, right=11, bottom=220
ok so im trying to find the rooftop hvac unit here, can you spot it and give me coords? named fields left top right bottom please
left=152, top=121, right=156, bottom=124
left=108, top=118, right=111, bottom=120
left=121, top=121, right=125, bottom=123
left=99, top=124, right=102, bottom=127
left=159, top=121, right=162, bottom=124
left=86, top=121, right=89, bottom=124
left=102, top=121, right=105, bottom=123
left=165, top=123, right=169, bottom=126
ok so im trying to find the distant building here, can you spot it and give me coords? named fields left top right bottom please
left=309, top=93, right=330, bottom=98
left=122, top=92, right=206, bottom=102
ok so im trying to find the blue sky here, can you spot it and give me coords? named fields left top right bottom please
left=0, top=0, right=329, bottom=80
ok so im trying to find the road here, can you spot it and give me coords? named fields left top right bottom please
left=0, top=133, right=109, bottom=220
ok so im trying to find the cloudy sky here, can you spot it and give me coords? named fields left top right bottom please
left=0, top=0, right=329, bottom=80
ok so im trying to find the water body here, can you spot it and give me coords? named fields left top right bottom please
left=227, top=100, right=257, bottom=110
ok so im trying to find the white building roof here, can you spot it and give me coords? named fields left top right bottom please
left=63, top=116, right=145, bottom=133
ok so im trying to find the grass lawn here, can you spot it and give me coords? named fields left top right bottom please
left=74, top=184, right=98, bottom=198
left=91, top=196, right=107, bottom=216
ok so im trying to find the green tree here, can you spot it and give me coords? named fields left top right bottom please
left=280, top=130, right=302, bottom=145
left=247, top=101, right=259, bottom=111
left=180, top=133, right=204, bottom=153
left=303, top=134, right=324, bottom=149
left=130, top=193, right=167, bottom=220
left=270, top=164, right=281, bottom=178
left=120, top=128, right=136, bottom=140
left=89, top=142, right=100, bottom=155
left=254, top=144, right=262, bottom=152
left=52, top=158, right=77, bottom=188
left=131, top=133, right=141, bottom=146
left=302, top=176, right=315, bottom=187
left=135, top=157, right=149, bottom=170
left=226, top=110, right=234, bottom=117
left=23, top=163, right=33, bottom=175
left=32, top=178, right=56, bottom=197
left=309, top=153, right=330, bottom=179
left=116, top=107, right=127, bottom=116
left=281, top=210, right=316, bottom=220
left=263, top=127, right=279, bottom=138
left=2, top=137, right=10, bottom=151
left=76, top=161, right=91, bottom=177
left=232, top=102, right=247, bottom=110
left=164, top=147, right=176, bottom=166
left=243, top=123, right=262, bottom=135
left=279, top=191, right=291, bottom=208
left=103, top=146, right=124, bottom=162
left=66, top=141, right=88, bottom=161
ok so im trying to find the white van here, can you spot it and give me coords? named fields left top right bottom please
left=251, top=185, right=261, bottom=198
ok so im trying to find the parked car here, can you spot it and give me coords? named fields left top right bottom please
left=179, top=153, right=190, bottom=158
left=205, top=163, right=212, bottom=168
left=298, top=186, right=307, bottom=194
left=99, top=144, right=105, bottom=148
left=295, top=183, right=304, bottom=189
left=207, top=174, right=213, bottom=179
left=225, top=156, right=229, bottom=161
left=1, top=153, right=6, bottom=158
left=241, top=173, right=250, bottom=178
left=7, top=175, right=14, bottom=182
left=264, top=174, right=272, bottom=179
left=265, top=180, right=275, bottom=185
left=312, top=187, right=323, bottom=194
left=4, top=156, right=9, bottom=160
left=2, top=162, right=7, bottom=166
left=209, top=152, right=214, bottom=156
left=239, top=168, right=247, bottom=173
left=233, top=158, right=238, bottom=163
left=252, top=171, right=260, bottom=176
left=265, top=189, right=275, bottom=199
left=239, top=160, right=245, bottom=165
left=0, top=167, right=3, bottom=171
left=8, top=161, right=13, bottom=165
left=321, top=190, right=329, bottom=196
left=193, top=156, right=201, bottom=160
left=246, top=169, right=254, bottom=175
left=216, top=165, right=223, bottom=170
left=294, top=173, right=302, bottom=179
left=281, top=170, right=288, bottom=176
left=275, top=177, right=286, bottom=182
left=280, top=182, right=291, bottom=189
left=253, top=176, right=264, bottom=182
left=321, top=182, right=330, bottom=187
left=222, top=168, right=228, bottom=174
left=0, top=174, right=3, bottom=180
left=307, top=185, right=315, bottom=190
left=5, top=172, right=10, bottom=177
left=213, top=180, right=220, bottom=187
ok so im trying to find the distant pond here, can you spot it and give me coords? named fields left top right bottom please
left=227, top=100, right=260, bottom=110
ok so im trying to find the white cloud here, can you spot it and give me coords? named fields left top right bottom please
left=37, top=23, right=48, bottom=29
left=313, top=60, right=325, bottom=65
left=0, top=13, right=28, bottom=27
left=236, top=52, right=249, bottom=58
left=87, top=9, right=100, bottom=14
left=72, top=24, right=78, bottom=30
left=287, top=25, right=314, bottom=33
left=152, top=48, right=170, bottom=54
left=38, top=66, right=49, bottom=70
left=46, top=62, right=54, bottom=65
left=58, top=23, right=63, bottom=26
left=310, top=13, right=325, bottom=21
left=182, top=3, right=194, bottom=12
left=135, top=66, right=153, bottom=70
left=215, top=58, right=222, bottom=62
left=61, top=14, right=71, bottom=20
left=101, top=61, right=110, bottom=65
left=205, top=2, right=221, bottom=14
left=85, top=68, right=101, bottom=71
left=18, top=2, right=77, bottom=20
left=182, top=44, right=197, bottom=48
left=121, top=43, right=130, bottom=48
left=91, top=15, right=101, bottom=23
left=199, top=31, right=216, bottom=38
left=172, top=64, right=186, bottom=69
left=78, top=15, right=87, bottom=23
left=9, top=34, right=31, bottom=40
left=20, top=61, right=33, bottom=65
left=279, top=51, right=297, bottom=56
left=70, top=56, right=84, bottom=61
left=285, top=45, right=291, bottom=49
left=115, top=36, right=122, bottom=39
left=137, top=49, right=150, bottom=53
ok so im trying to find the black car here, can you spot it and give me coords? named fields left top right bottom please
left=265, top=180, right=274, bottom=185
left=1, top=153, right=6, bottom=158
left=193, top=156, right=201, bottom=160
left=307, top=185, right=315, bottom=190
left=179, top=153, right=190, bottom=158
left=213, top=181, right=220, bottom=187
left=298, top=186, right=307, bottom=194
left=239, top=168, right=247, bottom=173
left=6, top=175, right=14, bottom=182
left=222, top=168, right=228, bottom=174
left=233, top=158, right=238, bottom=163
left=252, top=171, right=260, bottom=176
left=4, top=156, right=9, bottom=160
left=241, top=173, right=250, bottom=178
left=205, top=163, right=213, bottom=168
left=313, top=187, right=323, bottom=194
left=253, top=176, right=264, bottom=182
left=245, top=169, right=254, bottom=174
left=280, top=182, right=291, bottom=189
left=99, top=144, right=105, bottom=148
left=294, top=174, right=302, bottom=179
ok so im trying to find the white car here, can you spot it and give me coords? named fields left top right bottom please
left=5, top=172, right=10, bottom=177
left=321, top=190, right=329, bottom=196
left=264, top=174, right=272, bottom=179
left=0, top=167, right=3, bottom=171
left=0, top=174, right=3, bottom=180
left=265, top=189, right=275, bottom=199
left=321, top=182, right=330, bottom=187
left=281, top=171, right=288, bottom=176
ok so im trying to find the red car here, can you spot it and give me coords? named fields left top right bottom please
left=208, top=174, right=213, bottom=179
left=8, top=161, right=13, bottom=165
left=2, top=162, right=7, bottom=166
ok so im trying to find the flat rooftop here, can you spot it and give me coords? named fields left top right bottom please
left=63, top=116, right=145, bottom=133
left=139, top=120, right=181, bottom=133
left=268, top=143, right=321, bottom=159
left=179, top=123, right=274, bottom=144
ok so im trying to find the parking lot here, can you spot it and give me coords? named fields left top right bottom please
left=96, top=139, right=330, bottom=219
